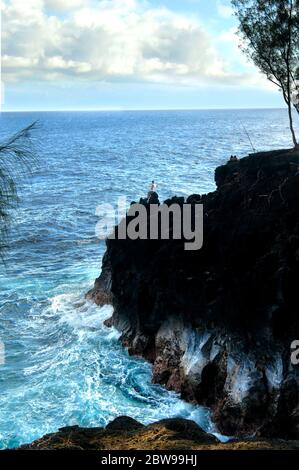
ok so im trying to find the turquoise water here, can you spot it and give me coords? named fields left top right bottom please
left=0, top=109, right=296, bottom=448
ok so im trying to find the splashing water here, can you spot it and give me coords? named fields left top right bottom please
left=0, top=291, right=213, bottom=448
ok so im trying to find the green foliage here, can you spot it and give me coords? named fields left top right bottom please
left=232, top=0, right=299, bottom=145
left=0, top=122, right=38, bottom=259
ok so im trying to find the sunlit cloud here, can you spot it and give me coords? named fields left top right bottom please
left=2, top=0, right=262, bottom=87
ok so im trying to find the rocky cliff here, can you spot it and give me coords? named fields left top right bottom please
left=87, top=148, right=299, bottom=439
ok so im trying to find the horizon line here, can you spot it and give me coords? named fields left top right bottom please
left=0, top=106, right=286, bottom=113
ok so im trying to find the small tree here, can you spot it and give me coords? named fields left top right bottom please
left=232, top=0, right=299, bottom=147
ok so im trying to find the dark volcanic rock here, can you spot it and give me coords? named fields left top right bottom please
left=87, top=148, right=299, bottom=438
left=18, top=417, right=299, bottom=450
left=86, top=253, right=113, bottom=306
left=105, top=416, right=144, bottom=432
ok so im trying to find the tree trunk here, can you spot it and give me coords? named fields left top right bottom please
left=286, top=0, right=297, bottom=148
left=282, top=87, right=297, bottom=147
left=288, top=100, right=298, bottom=147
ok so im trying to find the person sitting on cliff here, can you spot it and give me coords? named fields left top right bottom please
left=147, top=180, right=158, bottom=202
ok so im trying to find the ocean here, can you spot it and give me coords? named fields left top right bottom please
left=0, top=109, right=296, bottom=448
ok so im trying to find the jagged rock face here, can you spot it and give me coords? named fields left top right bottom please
left=87, top=149, right=299, bottom=438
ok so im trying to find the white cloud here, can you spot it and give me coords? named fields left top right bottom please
left=216, top=26, right=273, bottom=90
left=2, top=0, right=260, bottom=86
left=45, top=0, right=85, bottom=11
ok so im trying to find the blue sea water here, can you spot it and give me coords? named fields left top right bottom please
left=0, top=109, right=296, bottom=449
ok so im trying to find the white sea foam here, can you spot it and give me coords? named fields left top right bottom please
left=0, top=288, right=230, bottom=449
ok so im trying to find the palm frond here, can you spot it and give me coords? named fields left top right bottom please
left=0, top=121, right=38, bottom=259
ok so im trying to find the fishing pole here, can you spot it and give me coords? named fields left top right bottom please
left=240, top=121, right=256, bottom=153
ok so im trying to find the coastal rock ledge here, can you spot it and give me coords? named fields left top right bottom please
left=19, top=417, right=299, bottom=450
left=87, top=148, right=299, bottom=439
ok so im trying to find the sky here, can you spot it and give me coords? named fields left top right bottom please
left=1, top=0, right=284, bottom=111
